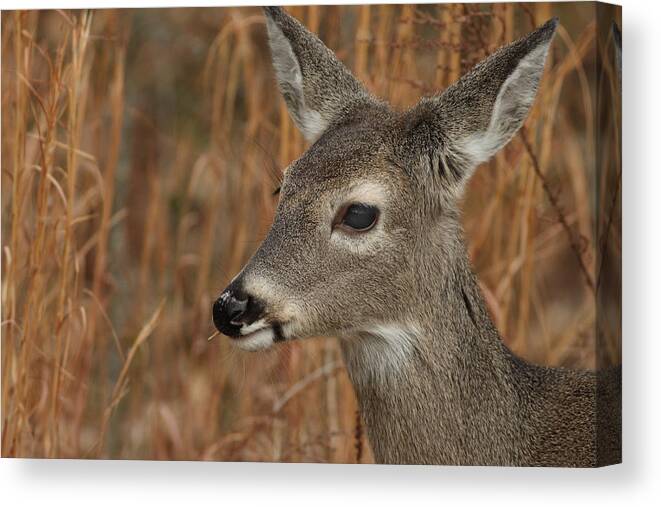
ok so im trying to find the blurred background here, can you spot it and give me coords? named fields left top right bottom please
left=1, top=2, right=621, bottom=462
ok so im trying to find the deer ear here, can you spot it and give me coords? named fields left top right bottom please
left=406, top=18, right=558, bottom=193
left=263, top=6, right=373, bottom=142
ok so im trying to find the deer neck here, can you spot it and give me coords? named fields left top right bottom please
left=339, top=233, right=525, bottom=464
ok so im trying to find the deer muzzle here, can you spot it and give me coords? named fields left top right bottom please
left=212, top=282, right=265, bottom=338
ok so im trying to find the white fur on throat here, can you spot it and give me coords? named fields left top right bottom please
left=341, top=324, right=420, bottom=386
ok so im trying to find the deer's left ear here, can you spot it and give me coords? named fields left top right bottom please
left=405, top=18, right=558, bottom=193
left=263, top=7, right=375, bottom=142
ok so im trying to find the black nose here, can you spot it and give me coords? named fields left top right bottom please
left=212, top=286, right=263, bottom=338
left=226, top=294, right=248, bottom=323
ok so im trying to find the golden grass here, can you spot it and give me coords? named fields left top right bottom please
left=1, top=3, right=621, bottom=462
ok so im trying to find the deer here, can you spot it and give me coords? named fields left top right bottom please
left=212, top=6, right=621, bottom=467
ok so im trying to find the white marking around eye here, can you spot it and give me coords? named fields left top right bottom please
left=343, top=181, right=388, bottom=205
left=330, top=181, right=389, bottom=254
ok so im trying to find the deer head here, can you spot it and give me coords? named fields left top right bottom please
left=212, top=7, right=557, bottom=351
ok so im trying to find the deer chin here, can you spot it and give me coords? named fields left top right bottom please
left=231, top=327, right=275, bottom=351
left=230, top=319, right=287, bottom=351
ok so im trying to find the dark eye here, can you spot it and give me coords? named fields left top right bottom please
left=335, top=203, right=379, bottom=233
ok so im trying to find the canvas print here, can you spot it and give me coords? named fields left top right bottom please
left=1, top=2, right=621, bottom=466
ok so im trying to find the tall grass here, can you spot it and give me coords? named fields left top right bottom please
left=1, top=3, right=621, bottom=462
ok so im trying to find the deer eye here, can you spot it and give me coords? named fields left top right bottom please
left=335, top=203, right=379, bottom=232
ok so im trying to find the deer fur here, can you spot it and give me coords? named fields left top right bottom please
left=214, top=7, right=621, bottom=467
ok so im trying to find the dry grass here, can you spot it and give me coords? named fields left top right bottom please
left=1, top=3, right=621, bottom=462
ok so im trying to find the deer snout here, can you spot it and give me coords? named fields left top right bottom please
left=212, top=284, right=264, bottom=338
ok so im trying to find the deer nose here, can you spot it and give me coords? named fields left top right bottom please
left=212, top=287, right=261, bottom=337
left=226, top=294, right=248, bottom=324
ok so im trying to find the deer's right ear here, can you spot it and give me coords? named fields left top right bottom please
left=263, top=6, right=373, bottom=142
